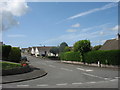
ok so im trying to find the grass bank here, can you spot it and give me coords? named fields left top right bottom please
left=0, top=62, right=22, bottom=70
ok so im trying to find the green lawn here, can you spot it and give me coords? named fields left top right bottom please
left=0, top=62, right=22, bottom=70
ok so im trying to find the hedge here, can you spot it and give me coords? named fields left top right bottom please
left=8, top=47, right=21, bottom=63
left=84, top=50, right=120, bottom=65
left=2, top=45, right=11, bottom=60
left=60, top=51, right=82, bottom=62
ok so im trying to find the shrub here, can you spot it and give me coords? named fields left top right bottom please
left=92, top=45, right=102, bottom=51
left=63, top=46, right=71, bottom=52
left=84, top=50, right=120, bottom=65
left=60, top=51, right=82, bottom=62
left=2, top=45, right=11, bottom=60
left=8, top=47, right=21, bottom=63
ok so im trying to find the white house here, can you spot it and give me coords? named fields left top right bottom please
left=31, top=48, right=35, bottom=55
left=29, top=46, right=57, bottom=57
left=35, top=47, right=39, bottom=57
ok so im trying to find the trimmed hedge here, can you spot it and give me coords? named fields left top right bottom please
left=2, top=45, right=11, bottom=60
left=60, top=51, right=82, bottom=62
left=84, top=50, right=120, bottom=65
left=8, top=47, right=21, bottom=63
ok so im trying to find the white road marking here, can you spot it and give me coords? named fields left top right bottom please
left=104, top=78, right=110, bottom=80
left=77, top=68, right=93, bottom=72
left=17, top=85, right=29, bottom=87
left=115, top=77, right=120, bottom=79
left=77, top=68, right=85, bottom=71
left=56, top=83, right=68, bottom=86
left=85, top=70, right=93, bottom=72
left=86, top=81, right=96, bottom=84
left=72, top=82, right=82, bottom=85
left=49, top=65, right=56, bottom=68
left=82, top=73, right=106, bottom=80
left=37, top=84, right=48, bottom=87
left=110, top=79, right=118, bottom=82
left=61, top=68, right=73, bottom=71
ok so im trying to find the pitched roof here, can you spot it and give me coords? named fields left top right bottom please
left=99, top=38, right=120, bottom=50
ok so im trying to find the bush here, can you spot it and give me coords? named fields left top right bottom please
left=8, top=47, right=21, bottom=63
left=84, top=50, right=120, bottom=65
left=92, top=45, right=102, bottom=51
left=2, top=45, right=11, bottom=60
left=60, top=51, right=82, bottom=62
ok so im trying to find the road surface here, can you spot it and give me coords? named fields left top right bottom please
left=2, top=55, right=119, bottom=88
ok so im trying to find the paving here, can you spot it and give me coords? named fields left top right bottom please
left=2, top=54, right=119, bottom=88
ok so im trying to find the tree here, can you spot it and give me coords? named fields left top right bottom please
left=63, top=46, right=71, bottom=52
left=50, top=47, right=59, bottom=56
left=73, top=40, right=91, bottom=63
left=59, top=42, right=68, bottom=52
left=92, top=45, right=102, bottom=51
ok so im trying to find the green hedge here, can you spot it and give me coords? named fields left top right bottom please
left=60, top=51, right=82, bottom=62
left=8, top=47, right=21, bottom=63
left=84, top=50, right=120, bottom=65
left=2, top=45, right=11, bottom=60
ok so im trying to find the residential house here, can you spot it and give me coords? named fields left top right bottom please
left=29, top=46, right=55, bottom=57
left=99, top=34, right=120, bottom=50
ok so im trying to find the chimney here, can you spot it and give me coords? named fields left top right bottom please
left=116, top=33, right=120, bottom=40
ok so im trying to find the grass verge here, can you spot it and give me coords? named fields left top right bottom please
left=0, top=62, right=22, bottom=70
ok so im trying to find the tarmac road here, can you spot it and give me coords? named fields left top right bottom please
left=2, top=54, right=119, bottom=88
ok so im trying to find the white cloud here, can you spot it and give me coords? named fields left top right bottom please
left=71, top=23, right=80, bottom=28
left=7, top=34, right=26, bottom=37
left=67, top=2, right=117, bottom=20
left=1, top=0, right=29, bottom=31
left=111, top=25, right=120, bottom=31
left=66, top=29, right=77, bottom=32
left=43, top=23, right=117, bottom=46
left=100, top=31, right=104, bottom=35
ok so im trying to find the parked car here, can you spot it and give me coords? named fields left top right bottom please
left=21, top=56, right=29, bottom=62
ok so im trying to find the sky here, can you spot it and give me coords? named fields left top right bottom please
left=1, top=1, right=119, bottom=48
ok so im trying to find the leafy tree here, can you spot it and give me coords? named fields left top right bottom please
left=73, top=40, right=91, bottom=63
left=50, top=47, right=59, bottom=56
left=92, top=45, right=102, bottom=51
left=59, top=42, right=68, bottom=52
left=63, top=46, right=71, bottom=52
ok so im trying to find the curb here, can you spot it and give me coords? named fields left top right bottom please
left=61, top=61, right=119, bottom=69
left=2, top=67, right=47, bottom=84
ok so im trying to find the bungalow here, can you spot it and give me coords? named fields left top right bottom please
left=99, top=34, right=120, bottom=50
left=21, top=48, right=29, bottom=53
left=29, top=46, right=57, bottom=57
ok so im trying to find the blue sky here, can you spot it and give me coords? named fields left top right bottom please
left=2, top=2, right=118, bottom=48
